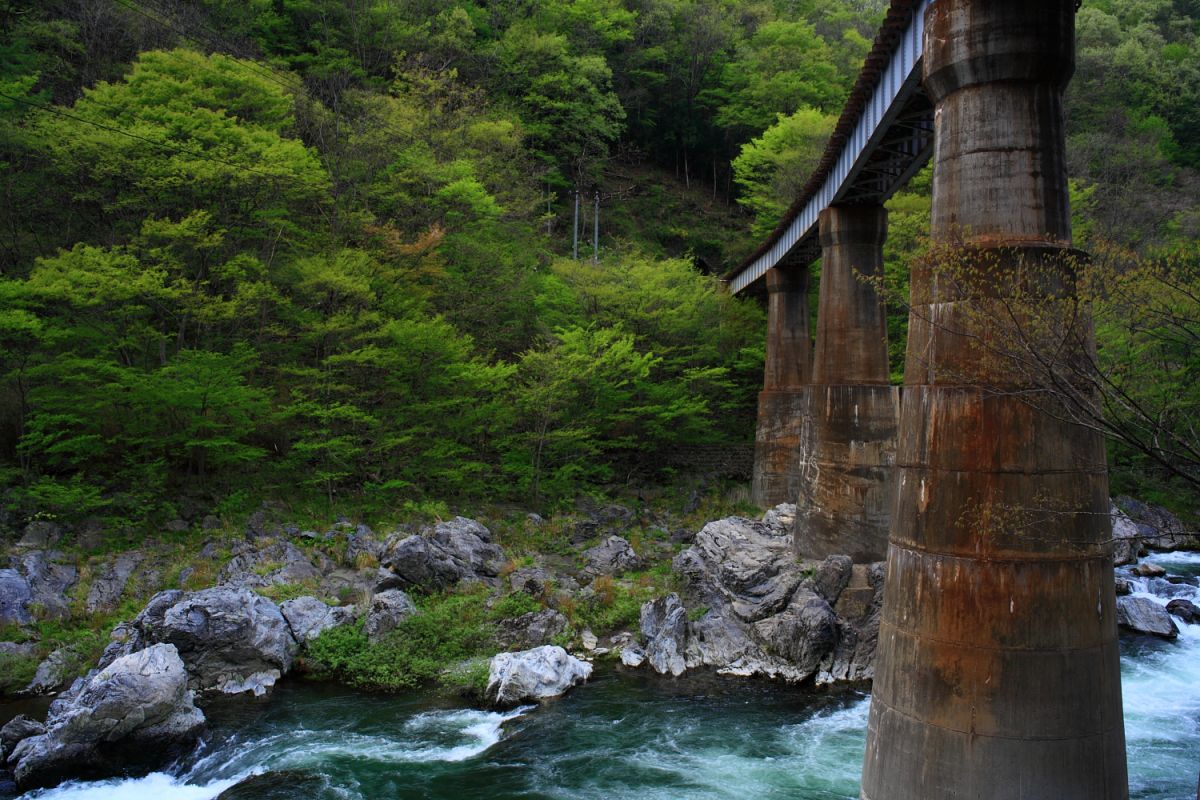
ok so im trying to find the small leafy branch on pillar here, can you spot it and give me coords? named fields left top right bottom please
left=878, top=237, right=1200, bottom=498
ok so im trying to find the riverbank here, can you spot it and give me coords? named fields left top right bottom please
left=7, top=594, right=1199, bottom=800
left=1, top=499, right=1198, bottom=797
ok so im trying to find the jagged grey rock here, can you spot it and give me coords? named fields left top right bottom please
left=280, top=596, right=357, bottom=645
left=8, top=643, right=204, bottom=790
left=622, top=515, right=887, bottom=685
left=217, top=541, right=322, bottom=589
left=494, top=609, right=569, bottom=650
left=640, top=593, right=687, bottom=677
left=379, top=517, right=503, bottom=591
left=619, top=644, right=646, bottom=667
left=581, top=536, right=641, bottom=578
left=753, top=590, right=838, bottom=676
left=1117, top=596, right=1180, bottom=639
left=1110, top=502, right=1143, bottom=566
left=1166, top=598, right=1200, bottom=624
left=484, top=645, right=592, bottom=708
left=85, top=553, right=143, bottom=614
left=363, top=589, right=418, bottom=642
left=379, top=535, right=460, bottom=590
left=14, top=551, right=76, bottom=620
left=104, top=587, right=297, bottom=698
left=427, top=517, right=504, bottom=577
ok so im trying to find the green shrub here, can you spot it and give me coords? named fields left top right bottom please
left=302, top=587, right=496, bottom=690
left=489, top=591, right=541, bottom=620
left=0, top=651, right=40, bottom=694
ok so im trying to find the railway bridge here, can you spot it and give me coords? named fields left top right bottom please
left=727, top=1, right=1129, bottom=797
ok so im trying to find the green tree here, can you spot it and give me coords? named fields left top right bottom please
left=731, top=106, right=835, bottom=236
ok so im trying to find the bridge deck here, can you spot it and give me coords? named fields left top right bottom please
left=727, top=0, right=933, bottom=295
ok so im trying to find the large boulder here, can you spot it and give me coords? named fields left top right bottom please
left=362, top=589, right=418, bottom=642
left=1116, top=596, right=1179, bottom=639
left=429, top=517, right=503, bottom=576
left=484, top=645, right=592, bottom=708
left=495, top=609, right=569, bottom=650
left=623, top=515, right=887, bottom=685
left=674, top=517, right=804, bottom=621
left=581, top=536, right=641, bottom=579
left=379, top=517, right=503, bottom=591
left=279, top=597, right=357, bottom=645
left=106, top=587, right=298, bottom=698
left=8, top=643, right=204, bottom=790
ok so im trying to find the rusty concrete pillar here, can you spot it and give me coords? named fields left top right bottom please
left=794, top=205, right=898, bottom=563
left=751, top=265, right=812, bottom=508
left=861, top=2, right=1128, bottom=799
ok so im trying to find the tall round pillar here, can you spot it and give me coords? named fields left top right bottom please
left=861, top=2, right=1128, bottom=799
left=752, top=265, right=813, bottom=508
left=794, top=206, right=898, bottom=563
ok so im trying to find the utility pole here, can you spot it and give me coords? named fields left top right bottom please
left=592, top=190, right=600, bottom=264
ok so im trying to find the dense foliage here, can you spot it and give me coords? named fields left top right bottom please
left=1, top=0, right=1198, bottom=524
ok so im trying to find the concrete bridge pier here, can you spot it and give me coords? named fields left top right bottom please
left=793, top=205, right=898, bottom=563
left=861, top=2, right=1128, bottom=799
left=751, top=265, right=812, bottom=508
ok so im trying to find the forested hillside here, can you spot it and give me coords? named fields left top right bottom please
left=0, top=0, right=1198, bottom=526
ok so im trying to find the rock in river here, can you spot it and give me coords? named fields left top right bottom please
left=484, top=645, right=592, bottom=708
left=8, top=643, right=204, bottom=791
left=1117, top=595, right=1179, bottom=639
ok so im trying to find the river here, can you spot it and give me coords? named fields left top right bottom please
left=15, top=551, right=1200, bottom=800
